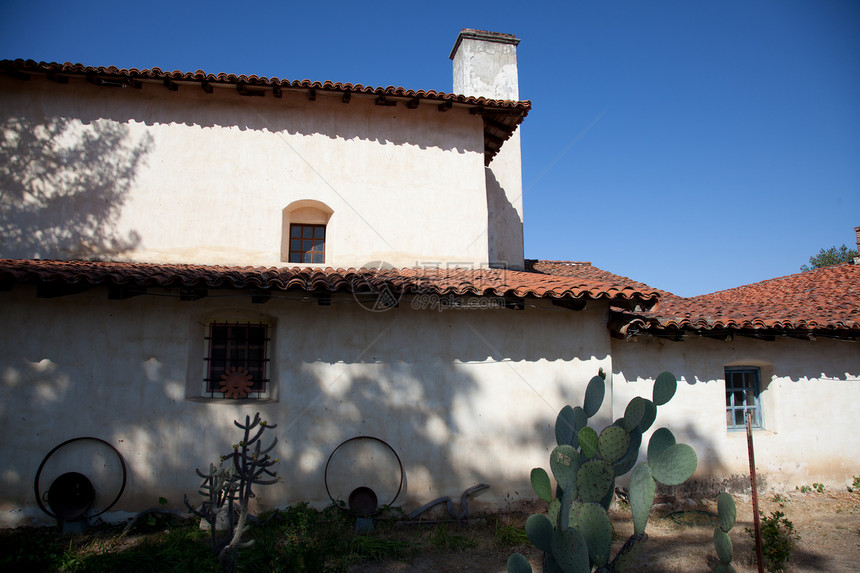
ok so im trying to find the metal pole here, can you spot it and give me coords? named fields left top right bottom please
left=746, top=411, right=765, bottom=573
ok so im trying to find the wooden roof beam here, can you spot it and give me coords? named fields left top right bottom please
left=37, top=282, right=88, bottom=298
left=237, top=83, right=264, bottom=96
left=46, top=72, right=68, bottom=84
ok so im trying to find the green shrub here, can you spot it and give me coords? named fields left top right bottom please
left=746, top=511, right=799, bottom=573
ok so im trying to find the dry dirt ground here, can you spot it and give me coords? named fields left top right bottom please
left=349, top=490, right=860, bottom=573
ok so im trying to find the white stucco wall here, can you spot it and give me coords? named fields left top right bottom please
left=0, top=75, right=492, bottom=268
left=612, top=335, right=860, bottom=493
left=0, top=286, right=612, bottom=526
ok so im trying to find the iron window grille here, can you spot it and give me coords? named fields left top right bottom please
left=289, top=223, right=326, bottom=264
left=204, top=321, right=270, bottom=398
left=725, top=367, right=762, bottom=430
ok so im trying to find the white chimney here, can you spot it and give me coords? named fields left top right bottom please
left=450, top=29, right=525, bottom=270
left=450, top=29, right=520, bottom=100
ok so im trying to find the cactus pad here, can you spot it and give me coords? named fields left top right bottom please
left=583, top=375, right=605, bottom=417
left=578, top=426, right=599, bottom=459
left=714, top=527, right=733, bottom=563
left=506, top=553, right=532, bottom=573
left=525, top=513, right=554, bottom=553
left=637, top=398, right=658, bottom=432
left=598, top=425, right=630, bottom=464
left=653, top=371, right=677, bottom=406
left=717, top=492, right=736, bottom=532
left=577, top=459, right=614, bottom=503
left=555, top=405, right=577, bottom=446
left=550, top=444, right=581, bottom=486
left=548, top=498, right=560, bottom=525
left=622, top=397, right=647, bottom=431
left=629, top=462, right=656, bottom=534
left=647, top=427, right=676, bottom=465
left=613, top=427, right=642, bottom=476
left=551, top=527, right=590, bottom=573
left=577, top=502, right=612, bottom=566
left=530, top=467, right=553, bottom=503
left=555, top=406, right=589, bottom=448
left=650, top=443, right=697, bottom=486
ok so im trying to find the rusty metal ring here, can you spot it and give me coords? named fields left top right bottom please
left=324, top=436, right=403, bottom=513
left=34, top=436, right=127, bottom=519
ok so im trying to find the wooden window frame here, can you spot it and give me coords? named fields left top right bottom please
left=725, top=367, right=762, bottom=430
left=288, top=223, right=326, bottom=264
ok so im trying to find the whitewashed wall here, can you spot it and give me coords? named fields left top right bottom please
left=0, top=76, right=492, bottom=268
left=612, top=335, right=860, bottom=493
left=0, top=287, right=611, bottom=526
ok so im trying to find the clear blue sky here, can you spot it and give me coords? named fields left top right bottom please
left=2, top=0, right=858, bottom=296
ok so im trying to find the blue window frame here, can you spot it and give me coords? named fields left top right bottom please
left=725, top=368, right=762, bottom=430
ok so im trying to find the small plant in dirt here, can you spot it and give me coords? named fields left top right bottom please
left=770, top=493, right=788, bottom=506
left=507, top=371, right=698, bottom=572
left=185, top=412, right=279, bottom=573
left=849, top=475, right=860, bottom=492
left=746, top=510, right=799, bottom=573
left=796, top=482, right=825, bottom=494
left=495, top=520, right=530, bottom=547
left=712, top=492, right=737, bottom=573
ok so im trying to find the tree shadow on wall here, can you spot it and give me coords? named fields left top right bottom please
left=0, top=117, right=152, bottom=260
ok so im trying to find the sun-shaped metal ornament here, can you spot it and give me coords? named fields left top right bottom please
left=219, top=367, right=254, bottom=399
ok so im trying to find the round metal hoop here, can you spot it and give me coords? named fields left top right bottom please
left=34, top=436, right=128, bottom=519
left=324, top=436, right=403, bottom=513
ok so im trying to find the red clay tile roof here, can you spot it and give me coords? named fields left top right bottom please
left=529, top=259, right=860, bottom=334
left=0, top=259, right=658, bottom=307
left=642, top=263, right=859, bottom=332
left=527, top=260, right=669, bottom=299
left=0, top=59, right=529, bottom=165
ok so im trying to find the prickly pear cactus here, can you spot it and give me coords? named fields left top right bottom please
left=713, top=492, right=737, bottom=573
left=508, top=371, right=698, bottom=573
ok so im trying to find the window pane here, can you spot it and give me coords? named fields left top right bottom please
left=726, top=410, right=734, bottom=426
left=314, top=226, right=325, bottom=239
left=291, top=225, right=302, bottom=237
left=313, top=253, right=323, bottom=263
left=312, top=239, right=323, bottom=252
left=734, top=390, right=745, bottom=406
left=744, top=372, right=754, bottom=388
left=302, top=226, right=314, bottom=238
left=734, top=410, right=745, bottom=426
left=289, top=252, right=300, bottom=263
left=303, top=252, right=313, bottom=263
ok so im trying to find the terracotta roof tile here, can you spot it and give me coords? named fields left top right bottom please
left=0, top=259, right=658, bottom=306
left=0, top=59, right=530, bottom=165
left=643, top=263, right=860, bottom=332
left=529, top=259, right=860, bottom=333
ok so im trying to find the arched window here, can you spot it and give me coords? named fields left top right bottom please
left=281, top=200, right=333, bottom=264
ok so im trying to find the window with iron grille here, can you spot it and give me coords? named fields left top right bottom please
left=288, top=224, right=325, bottom=264
left=204, top=321, right=270, bottom=399
left=725, top=367, right=762, bottom=430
